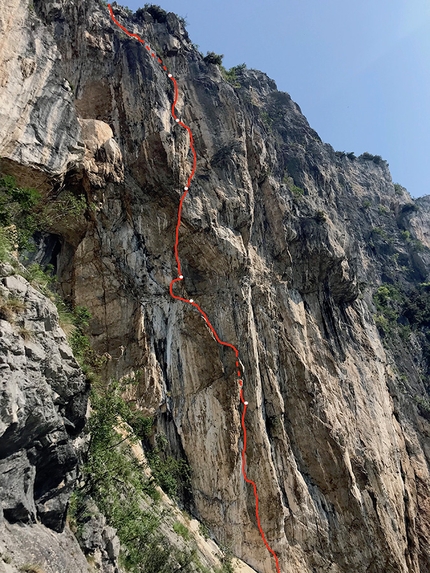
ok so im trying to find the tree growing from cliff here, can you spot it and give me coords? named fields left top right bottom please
left=0, top=174, right=88, bottom=255
left=204, top=51, right=224, bottom=65
left=0, top=175, right=40, bottom=250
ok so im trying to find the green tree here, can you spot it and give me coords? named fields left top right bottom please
left=0, top=175, right=41, bottom=250
left=204, top=51, right=224, bottom=65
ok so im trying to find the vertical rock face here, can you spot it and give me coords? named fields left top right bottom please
left=1, top=1, right=430, bottom=572
left=0, top=0, right=83, bottom=174
left=0, top=265, right=88, bottom=532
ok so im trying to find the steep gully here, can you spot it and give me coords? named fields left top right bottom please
left=107, top=5, right=281, bottom=572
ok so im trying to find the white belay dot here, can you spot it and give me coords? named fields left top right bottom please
left=244, top=401, right=248, bottom=405
left=189, top=299, right=194, bottom=303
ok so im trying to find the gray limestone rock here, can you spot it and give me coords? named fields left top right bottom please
left=80, top=503, right=121, bottom=573
left=1, top=0, right=430, bottom=572
left=0, top=266, right=88, bottom=533
left=0, top=521, right=91, bottom=573
left=0, top=451, right=36, bottom=523
left=0, top=0, right=84, bottom=176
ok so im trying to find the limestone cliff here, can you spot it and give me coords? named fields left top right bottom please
left=1, top=1, right=430, bottom=572
left=0, top=262, right=90, bottom=571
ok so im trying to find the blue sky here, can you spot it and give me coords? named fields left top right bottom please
left=122, top=0, right=430, bottom=198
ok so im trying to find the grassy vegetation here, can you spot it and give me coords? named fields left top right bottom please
left=24, top=262, right=56, bottom=293
left=69, top=379, right=211, bottom=573
left=68, top=371, right=234, bottom=572
left=400, top=229, right=425, bottom=252
left=394, top=183, right=405, bottom=196
left=414, top=395, right=430, bottom=414
left=216, top=550, right=234, bottom=573
left=0, top=175, right=87, bottom=256
left=359, top=152, right=385, bottom=166
left=282, top=171, right=305, bottom=199
left=291, top=185, right=304, bottom=198
left=19, top=566, right=45, bottom=573
left=0, top=227, right=12, bottom=263
left=204, top=51, right=223, bottom=65
left=373, top=282, right=430, bottom=414
left=0, top=250, right=102, bottom=364
left=373, top=282, right=430, bottom=343
left=0, top=175, right=41, bottom=251
left=0, top=292, right=26, bottom=321
left=373, top=284, right=404, bottom=337
left=198, top=521, right=210, bottom=540
left=0, top=173, right=99, bottom=370
left=371, top=227, right=388, bottom=240
left=260, top=111, right=273, bottom=129
left=145, top=435, right=191, bottom=500
left=220, top=64, right=246, bottom=88
left=173, top=521, right=191, bottom=540
left=18, top=325, right=32, bottom=341
left=40, top=191, right=87, bottom=231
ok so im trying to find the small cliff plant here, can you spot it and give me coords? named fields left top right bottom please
left=69, top=379, right=202, bottom=572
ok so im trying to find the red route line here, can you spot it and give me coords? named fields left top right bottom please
left=107, top=6, right=281, bottom=572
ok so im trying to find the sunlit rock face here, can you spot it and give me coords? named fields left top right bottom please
left=1, top=1, right=430, bottom=572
